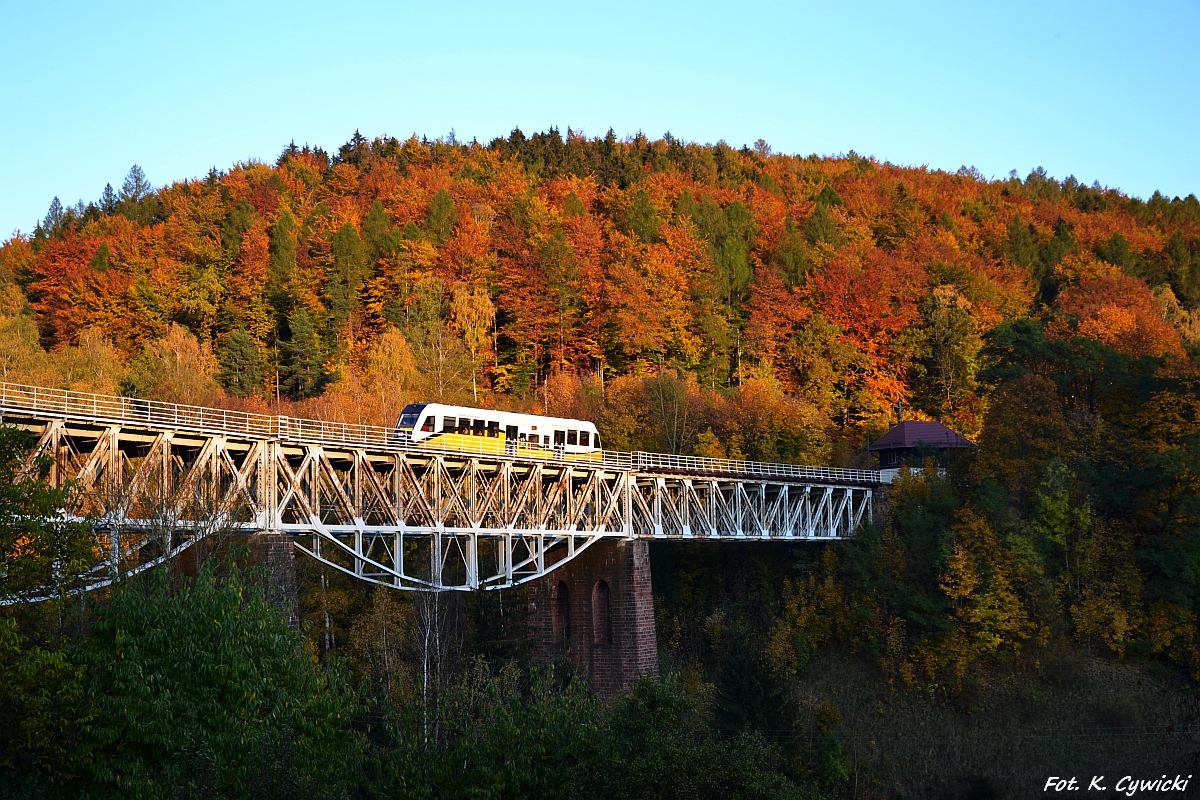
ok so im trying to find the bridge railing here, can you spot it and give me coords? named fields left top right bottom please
left=0, top=382, right=881, bottom=484
left=0, top=382, right=277, bottom=438
left=631, top=451, right=880, bottom=484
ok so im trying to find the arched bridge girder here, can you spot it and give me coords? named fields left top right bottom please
left=0, top=386, right=874, bottom=598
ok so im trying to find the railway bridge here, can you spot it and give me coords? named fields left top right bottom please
left=0, top=383, right=882, bottom=695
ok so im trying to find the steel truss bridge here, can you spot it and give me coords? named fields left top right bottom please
left=0, top=383, right=879, bottom=596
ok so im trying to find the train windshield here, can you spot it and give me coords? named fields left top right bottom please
left=397, top=404, right=427, bottom=429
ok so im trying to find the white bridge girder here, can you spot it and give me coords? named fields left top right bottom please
left=0, top=386, right=874, bottom=598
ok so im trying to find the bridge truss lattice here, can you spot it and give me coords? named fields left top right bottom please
left=0, top=383, right=877, bottom=596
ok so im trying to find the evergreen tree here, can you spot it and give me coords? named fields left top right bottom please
left=325, top=221, right=368, bottom=334
left=217, top=328, right=265, bottom=397
left=42, top=197, right=64, bottom=233
left=625, top=190, right=662, bottom=244
left=1002, top=216, right=1038, bottom=268
left=813, top=183, right=844, bottom=206
left=89, top=242, right=110, bottom=272
left=563, top=191, right=586, bottom=218
left=1097, top=232, right=1134, bottom=270
left=281, top=309, right=327, bottom=399
left=1167, top=231, right=1198, bottom=306
left=277, top=139, right=300, bottom=167
left=221, top=198, right=256, bottom=255
left=119, top=165, right=152, bottom=204
left=804, top=202, right=843, bottom=247
left=99, top=183, right=117, bottom=214
left=426, top=189, right=458, bottom=243
left=716, top=201, right=756, bottom=305
left=117, top=165, right=157, bottom=225
left=361, top=200, right=396, bottom=264
left=772, top=215, right=809, bottom=287
left=268, top=210, right=298, bottom=312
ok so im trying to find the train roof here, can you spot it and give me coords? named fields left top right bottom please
left=400, top=403, right=598, bottom=429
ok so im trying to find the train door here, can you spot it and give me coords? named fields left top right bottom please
left=505, top=425, right=518, bottom=454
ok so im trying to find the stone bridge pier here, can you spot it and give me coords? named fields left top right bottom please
left=528, top=539, right=658, bottom=698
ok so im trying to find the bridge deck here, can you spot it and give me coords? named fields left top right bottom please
left=0, top=382, right=881, bottom=485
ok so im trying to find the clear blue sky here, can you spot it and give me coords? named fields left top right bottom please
left=2, top=0, right=1197, bottom=237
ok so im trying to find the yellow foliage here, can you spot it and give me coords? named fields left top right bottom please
left=765, top=547, right=851, bottom=678
left=319, top=327, right=421, bottom=427
left=127, top=323, right=219, bottom=405
left=56, top=328, right=127, bottom=395
left=939, top=543, right=979, bottom=609
left=932, top=509, right=1032, bottom=675
left=1052, top=252, right=1122, bottom=285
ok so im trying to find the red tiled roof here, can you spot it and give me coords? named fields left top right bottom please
left=868, top=421, right=974, bottom=451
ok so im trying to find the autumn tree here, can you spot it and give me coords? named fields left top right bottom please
left=125, top=323, right=220, bottom=405
left=450, top=284, right=495, bottom=402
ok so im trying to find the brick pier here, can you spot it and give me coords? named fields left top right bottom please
left=255, top=533, right=299, bottom=631
left=528, top=539, right=659, bottom=698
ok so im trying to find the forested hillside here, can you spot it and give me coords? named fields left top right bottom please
left=3, top=130, right=1197, bottom=438
left=3, top=129, right=1200, bottom=796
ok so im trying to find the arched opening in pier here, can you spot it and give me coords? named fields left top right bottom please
left=552, top=580, right=570, bottom=644
left=592, top=580, right=610, bottom=645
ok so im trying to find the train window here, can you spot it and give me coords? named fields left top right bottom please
left=420, top=416, right=434, bottom=432
left=443, top=417, right=456, bottom=432
left=594, top=434, right=601, bottom=449
left=518, top=433, right=527, bottom=442
left=397, top=404, right=426, bottom=429
left=487, top=421, right=500, bottom=438
left=567, top=430, right=578, bottom=446
left=554, top=430, right=565, bottom=446
left=506, top=425, right=518, bottom=440
left=579, top=431, right=590, bottom=447
left=473, top=419, right=485, bottom=436
left=458, top=418, right=470, bottom=435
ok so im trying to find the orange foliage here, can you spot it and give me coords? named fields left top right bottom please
left=1051, top=275, right=1185, bottom=358
left=0, top=129, right=1193, bottom=438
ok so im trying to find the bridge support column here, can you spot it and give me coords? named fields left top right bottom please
left=529, top=539, right=658, bottom=699
left=254, top=533, right=298, bottom=631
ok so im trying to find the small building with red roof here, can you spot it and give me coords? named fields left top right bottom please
left=867, top=420, right=974, bottom=469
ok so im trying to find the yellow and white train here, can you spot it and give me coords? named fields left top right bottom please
left=395, top=403, right=603, bottom=459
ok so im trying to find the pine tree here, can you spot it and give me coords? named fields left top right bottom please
left=804, top=202, right=843, bottom=247
left=218, top=328, right=266, bottom=397
left=563, top=192, right=586, bottom=218
left=1002, top=216, right=1038, bottom=268
left=268, top=210, right=298, bottom=312
left=772, top=215, right=809, bottom=288
left=281, top=309, right=326, bottom=399
left=361, top=200, right=396, bottom=265
left=89, top=242, right=110, bottom=272
left=42, top=197, right=64, bottom=233
left=624, top=190, right=661, bottom=244
left=325, top=222, right=368, bottom=334
left=117, top=165, right=156, bottom=225
left=119, top=165, right=152, bottom=204
left=99, top=183, right=117, bottom=214
left=425, top=189, right=458, bottom=244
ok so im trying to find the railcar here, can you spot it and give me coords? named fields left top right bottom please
left=395, top=403, right=602, bottom=459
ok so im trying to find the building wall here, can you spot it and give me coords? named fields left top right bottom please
left=528, top=539, right=659, bottom=698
